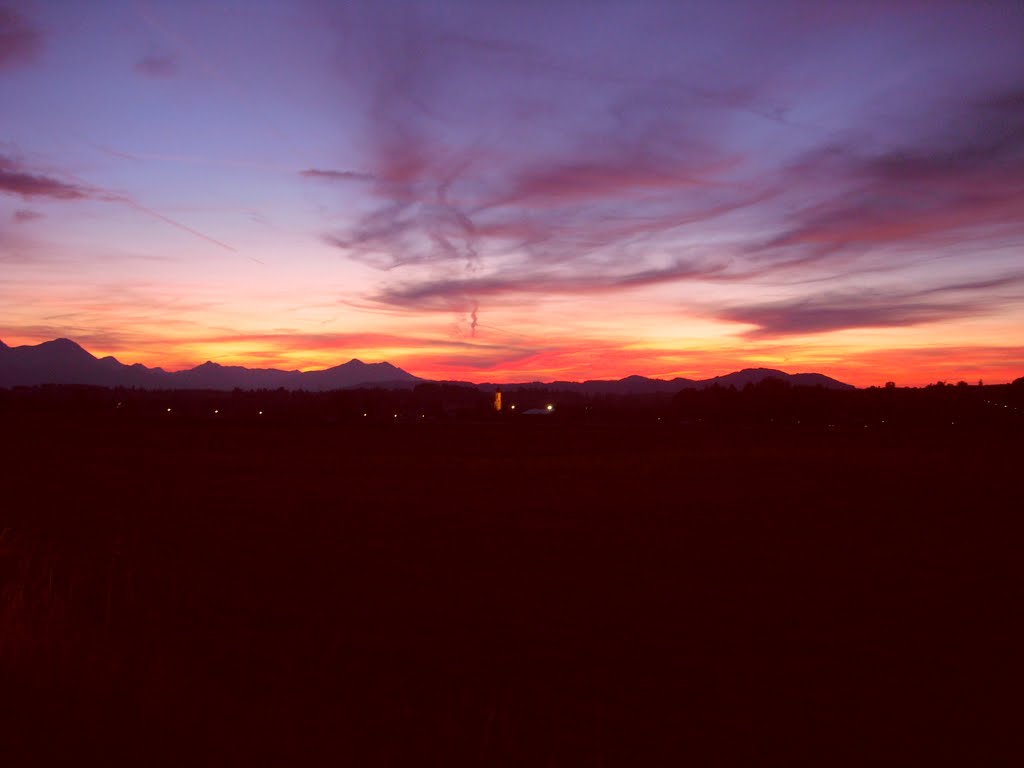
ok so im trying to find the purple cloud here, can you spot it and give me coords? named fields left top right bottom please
left=372, top=259, right=727, bottom=312
left=0, top=156, right=92, bottom=200
left=12, top=208, right=43, bottom=222
left=134, top=54, right=177, bottom=78
left=312, top=3, right=788, bottom=303
left=722, top=274, right=1024, bottom=337
left=763, top=86, right=1024, bottom=265
left=300, top=168, right=374, bottom=182
left=0, top=6, right=41, bottom=71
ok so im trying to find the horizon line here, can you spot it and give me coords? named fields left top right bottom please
left=4, top=334, right=1021, bottom=389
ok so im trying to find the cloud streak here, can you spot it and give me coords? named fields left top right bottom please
left=723, top=274, right=1024, bottom=337
left=373, top=259, right=728, bottom=311
left=300, top=168, right=374, bottom=182
left=0, top=156, right=93, bottom=200
left=12, top=208, right=43, bottom=223
left=134, top=54, right=177, bottom=77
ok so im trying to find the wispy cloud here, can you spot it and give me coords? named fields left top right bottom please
left=12, top=208, right=43, bottom=223
left=722, top=274, right=1024, bottom=337
left=0, top=156, right=93, bottom=199
left=372, top=259, right=727, bottom=312
left=134, top=53, right=177, bottom=77
left=192, top=330, right=531, bottom=355
left=0, top=6, right=41, bottom=71
left=305, top=6, right=1024, bottom=343
left=764, top=87, right=1024, bottom=264
left=300, top=168, right=374, bottom=182
left=313, top=8, right=780, bottom=321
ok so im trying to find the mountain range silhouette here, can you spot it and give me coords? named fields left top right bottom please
left=0, top=337, right=855, bottom=391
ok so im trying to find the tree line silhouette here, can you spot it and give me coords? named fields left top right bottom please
left=2, top=376, right=1021, bottom=430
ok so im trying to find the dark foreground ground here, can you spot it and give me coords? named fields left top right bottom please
left=1, top=413, right=1021, bottom=766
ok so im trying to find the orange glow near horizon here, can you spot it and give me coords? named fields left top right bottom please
left=3, top=327, right=1020, bottom=389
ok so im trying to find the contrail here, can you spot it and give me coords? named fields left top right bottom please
left=89, top=140, right=295, bottom=173
left=52, top=160, right=259, bottom=263
left=118, top=197, right=263, bottom=263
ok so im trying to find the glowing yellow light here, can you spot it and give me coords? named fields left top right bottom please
left=546, top=404, right=553, bottom=411
left=510, top=404, right=516, bottom=410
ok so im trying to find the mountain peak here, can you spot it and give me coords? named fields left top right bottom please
left=46, top=337, right=85, bottom=349
left=35, top=337, right=95, bottom=360
left=700, top=368, right=853, bottom=390
left=301, top=357, right=421, bottom=388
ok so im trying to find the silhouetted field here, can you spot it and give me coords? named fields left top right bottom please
left=1, top=404, right=1021, bottom=765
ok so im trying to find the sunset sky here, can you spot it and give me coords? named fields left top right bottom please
left=2, top=1, right=1023, bottom=386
